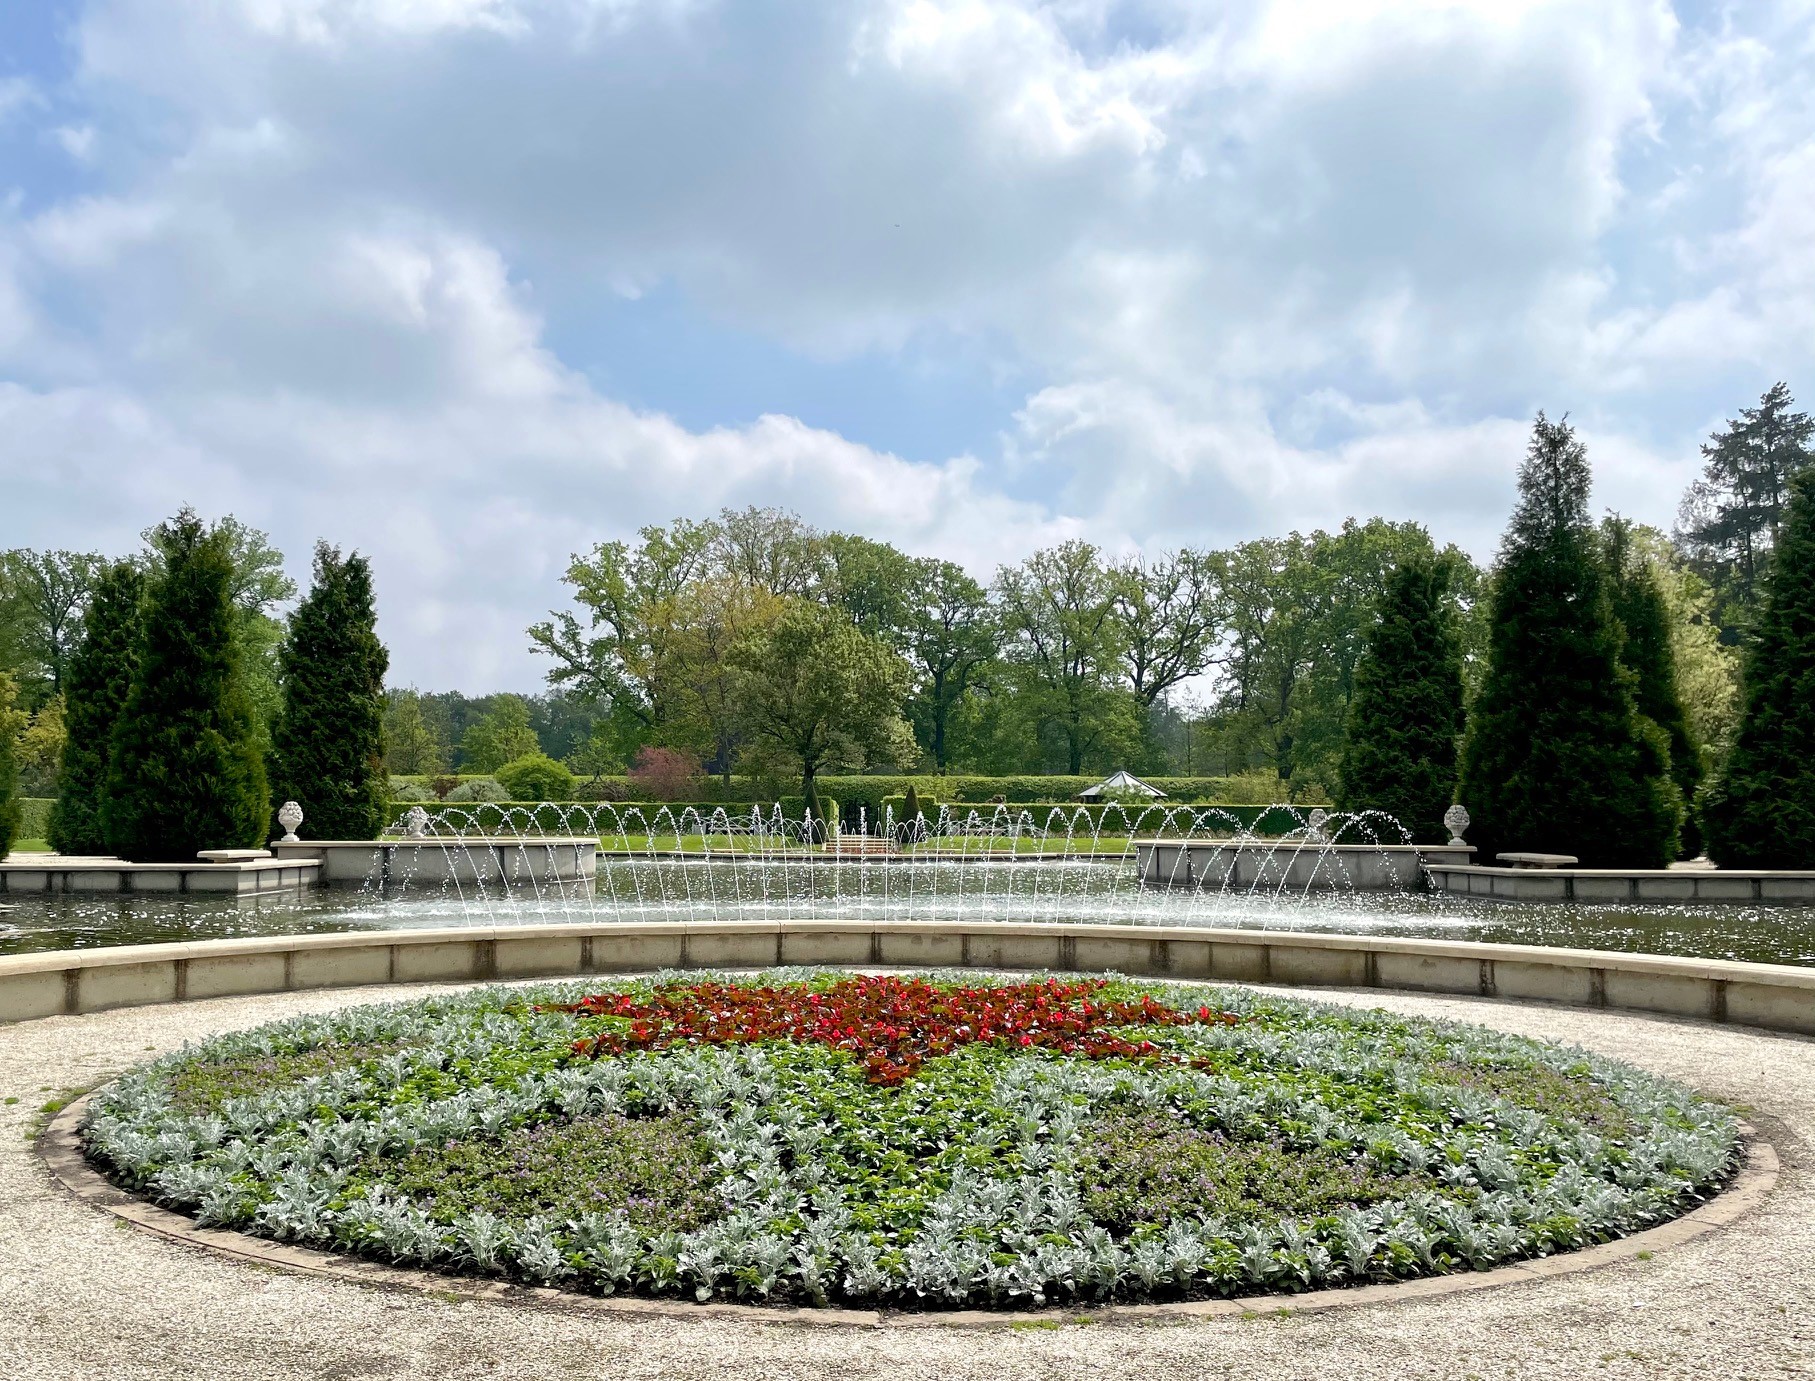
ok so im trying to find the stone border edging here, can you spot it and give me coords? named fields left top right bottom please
left=5, top=920, right=1815, bottom=1036
left=36, top=1087, right=1779, bottom=1329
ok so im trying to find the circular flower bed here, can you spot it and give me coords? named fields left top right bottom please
left=80, top=971, right=1740, bottom=1309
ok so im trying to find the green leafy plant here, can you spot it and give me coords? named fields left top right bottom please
left=495, top=753, right=576, bottom=803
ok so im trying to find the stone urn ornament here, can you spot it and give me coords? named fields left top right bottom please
left=276, top=800, right=304, bottom=843
left=403, top=806, right=431, bottom=839
left=1443, top=803, right=1471, bottom=847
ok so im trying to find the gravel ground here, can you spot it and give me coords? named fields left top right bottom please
left=2, top=980, right=1811, bottom=1381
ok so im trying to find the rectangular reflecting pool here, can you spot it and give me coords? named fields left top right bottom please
left=3, top=858, right=1813, bottom=968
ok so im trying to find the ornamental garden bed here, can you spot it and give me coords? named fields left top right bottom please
left=78, top=972, right=1739, bottom=1310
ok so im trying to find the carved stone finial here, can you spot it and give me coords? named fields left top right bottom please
left=276, top=800, right=303, bottom=843
left=403, top=805, right=431, bottom=839
left=1443, top=803, right=1471, bottom=846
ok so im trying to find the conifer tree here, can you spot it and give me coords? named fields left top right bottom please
left=48, top=562, right=144, bottom=855
left=1702, top=467, right=1815, bottom=867
left=268, top=545, right=390, bottom=839
left=1458, top=415, right=1682, bottom=867
left=102, top=511, right=269, bottom=861
left=1336, top=554, right=1464, bottom=843
left=0, top=673, right=21, bottom=858
left=1603, top=519, right=1704, bottom=857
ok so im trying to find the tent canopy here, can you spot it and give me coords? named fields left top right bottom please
left=1075, top=770, right=1166, bottom=800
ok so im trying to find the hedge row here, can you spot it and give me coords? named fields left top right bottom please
left=388, top=774, right=1300, bottom=806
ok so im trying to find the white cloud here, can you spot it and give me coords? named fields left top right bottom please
left=0, top=0, right=1810, bottom=686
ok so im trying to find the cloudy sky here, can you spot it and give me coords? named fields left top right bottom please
left=2, top=0, right=1811, bottom=691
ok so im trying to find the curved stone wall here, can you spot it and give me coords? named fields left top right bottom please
left=1, top=920, right=1811, bottom=1035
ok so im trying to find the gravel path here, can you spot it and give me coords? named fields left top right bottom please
left=2, top=981, right=1811, bottom=1381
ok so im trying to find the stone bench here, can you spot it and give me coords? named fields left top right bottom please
left=1497, top=852, right=1579, bottom=870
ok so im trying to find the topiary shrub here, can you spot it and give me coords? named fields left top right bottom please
left=268, top=545, right=389, bottom=841
left=1702, top=467, right=1815, bottom=868
left=0, top=673, right=23, bottom=858
left=496, top=753, right=575, bottom=803
left=1459, top=417, right=1682, bottom=868
left=49, top=560, right=144, bottom=855
left=445, top=777, right=507, bottom=803
left=102, top=511, right=269, bottom=861
left=1337, top=554, right=1465, bottom=843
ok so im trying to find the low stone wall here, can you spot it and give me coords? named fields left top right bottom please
left=3, top=920, right=1811, bottom=1037
left=1427, top=864, right=1815, bottom=904
left=0, top=858, right=320, bottom=896
left=268, top=838, right=599, bottom=888
left=1132, top=840, right=1475, bottom=890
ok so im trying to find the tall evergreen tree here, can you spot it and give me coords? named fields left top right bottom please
left=1702, top=468, right=1815, bottom=868
left=1676, top=382, right=1814, bottom=633
left=102, top=511, right=269, bottom=861
left=269, top=545, right=390, bottom=840
left=1459, top=415, right=1682, bottom=867
left=1603, top=519, right=1704, bottom=857
left=48, top=562, right=144, bottom=855
left=1336, top=554, right=1464, bottom=843
left=0, top=673, right=22, bottom=858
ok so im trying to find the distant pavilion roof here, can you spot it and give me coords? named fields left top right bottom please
left=1075, top=771, right=1166, bottom=800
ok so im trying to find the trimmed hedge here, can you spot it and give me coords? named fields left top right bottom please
left=383, top=800, right=835, bottom=837
left=387, top=774, right=1296, bottom=806
left=19, top=797, right=54, bottom=843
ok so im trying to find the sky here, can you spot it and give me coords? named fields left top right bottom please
left=1, top=0, right=1812, bottom=692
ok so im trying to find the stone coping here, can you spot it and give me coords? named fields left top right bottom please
left=2, top=920, right=1813, bottom=1035
left=34, top=1050, right=1780, bottom=1328
left=0, top=856, right=317, bottom=874
left=272, top=838, right=603, bottom=848
left=1430, top=863, right=1815, bottom=880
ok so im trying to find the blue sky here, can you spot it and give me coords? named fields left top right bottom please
left=1, top=0, right=1812, bottom=690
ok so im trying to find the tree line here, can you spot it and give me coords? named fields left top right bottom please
left=0, top=382, right=1810, bottom=865
left=0, top=512, right=386, bottom=861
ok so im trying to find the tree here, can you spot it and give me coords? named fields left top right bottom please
left=903, top=560, right=998, bottom=770
left=823, top=533, right=917, bottom=647
left=103, top=511, right=269, bottom=861
left=460, top=695, right=541, bottom=772
left=1113, top=550, right=1223, bottom=706
left=141, top=515, right=296, bottom=744
left=728, top=600, right=914, bottom=799
left=495, top=753, right=575, bottom=802
left=1458, top=416, right=1682, bottom=867
left=382, top=690, right=447, bottom=776
left=1701, top=468, right=1815, bottom=868
left=627, top=745, right=702, bottom=801
left=268, top=545, right=390, bottom=840
left=712, top=506, right=826, bottom=597
left=1676, top=383, right=1814, bottom=634
left=994, top=542, right=1135, bottom=773
left=0, top=550, right=106, bottom=705
left=0, top=673, right=22, bottom=857
left=48, top=562, right=144, bottom=854
left=1336, top=555, right=1465, bottom=842
left=1604, top=518, right=1704, bottom=857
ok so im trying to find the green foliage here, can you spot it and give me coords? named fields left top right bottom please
left=729, top=599, right=914, bottom=796
left=1605, top=519, right=1704, bottom=857
left=1702, top=468, right=1815, bottom=867
left=268, top=545, right=390, bottom=841
left=443, top=777, right=507, bottom=803
left=1337, top=555, right=1464, bottom=843
left=495, top=753, right=576, bottom=802
left=48, top=562, right=143, bottom=854
left=1676, top=382, right=1814, bottom=637
left=382, top=690, right=447, bottom=776
left=459, top=695, right=541, bottom=773
left=102, top=511, right=270, bottom=861
left=1460, top=417, right=1682, bottom=867
left=0, top=673, right=22, bottom=857
left=0, top=549, right=106, bottom=707
left=18, top=797, right=53, bottom=842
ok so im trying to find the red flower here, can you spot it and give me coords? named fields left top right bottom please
left=541, top=977, right=1239, bottom=1085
